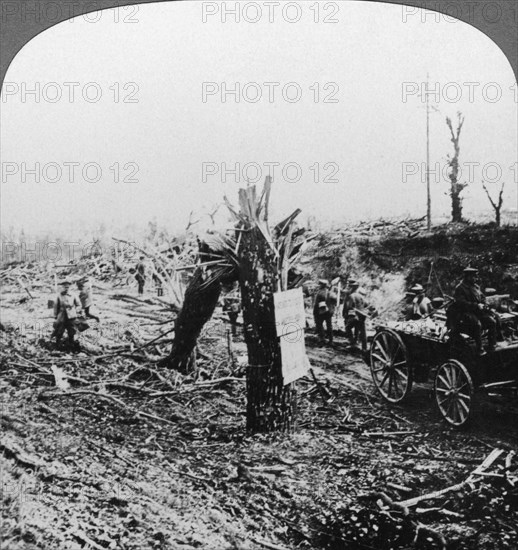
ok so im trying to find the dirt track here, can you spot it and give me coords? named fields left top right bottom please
left=1, top=283, right=518, bottom=549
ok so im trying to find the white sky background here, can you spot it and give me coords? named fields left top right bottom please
left=1, top=0, right=517, bottom=238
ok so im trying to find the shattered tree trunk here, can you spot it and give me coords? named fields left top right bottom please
left=449, top=158, right=463, bottom=223
left=446, top=115, right=466, bottom=223
left=239, top=226, right=294, bottom=433
left=162, top=267, right=221, bottom=374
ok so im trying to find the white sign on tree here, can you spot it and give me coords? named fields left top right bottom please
left=274, top=287, right=310, bottom=385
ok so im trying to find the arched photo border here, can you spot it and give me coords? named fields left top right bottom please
left=0, top=0, right=517, bottom=86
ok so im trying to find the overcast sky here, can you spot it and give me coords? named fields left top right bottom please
left=1, top=1, right=517, bottom=237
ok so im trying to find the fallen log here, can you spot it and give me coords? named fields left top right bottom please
left=398, top=448, right=504, bottom=508
left=401, top=452, right=482, bottom=465
left=364, top=430, right=416, bottom=438
left=39, top=389, right=176, bottom=425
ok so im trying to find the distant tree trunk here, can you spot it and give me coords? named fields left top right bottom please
left=239, top=226, right=294, bottom=433
left=446, top=113, right=466, bottom=223
left=161, top=267, right=222, bottom=374
left=483, top=181, right=505, bottom=227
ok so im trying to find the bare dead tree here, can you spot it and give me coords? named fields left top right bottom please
left=482, top=180, right=505, bottom=227
left=185, top=211, right=201, bottom=232
left=207, top=204, right=222, bottom=225
left=445, top=112, right=466, bottom=223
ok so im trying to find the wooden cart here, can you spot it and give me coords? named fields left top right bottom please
left=368, top=312, right=518, bottom=426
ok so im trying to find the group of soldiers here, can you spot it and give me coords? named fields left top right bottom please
left=313, top=278, right=369, bottom=350
left=51, top=256, right=166, bottom=349
left=51, top=261, right=505, bottom=358
left=51, top=276, right=99, bottom=349
left=400, top=266, right=501, bottom=356
left=313, top=265, right=506, bottom=356
left=134, top=256, right=165, bottom=297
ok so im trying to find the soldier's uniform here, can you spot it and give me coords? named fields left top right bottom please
left=152, top=272, right=164, bottom=297
left=399, top=292, right=416, bottom=321
left=135, top=258, right=146, bottom=295
left=449, top=267, right=497, bottom=354
left=53, top=281, right=81, bottom=347
left=224, top=295, right=241, bottom=337
left=77, top=277, right=100, bottom=322
left=343, top=280, right=368, bottom=351
left=410, top=284, right=433, bottom=320
left=313, top=280, right=335, bottom=345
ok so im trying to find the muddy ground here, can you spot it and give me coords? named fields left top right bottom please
left=1, top=280, right=517, bottom=550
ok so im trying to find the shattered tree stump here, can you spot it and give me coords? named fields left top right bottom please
left=161, top=267, right=221, bottom=374
left=239, top=225, right=294, bottom=433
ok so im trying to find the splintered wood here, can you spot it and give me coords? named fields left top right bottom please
left=398, top=448, right=506, bottom=509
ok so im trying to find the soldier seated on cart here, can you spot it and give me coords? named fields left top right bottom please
left=398, top=291, right=416, bottom=321
left=447, top=267, right=499, bottom=356
left=409, top=284, right=433, bottom=320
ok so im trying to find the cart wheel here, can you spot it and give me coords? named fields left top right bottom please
left=370, top=329, right=412, bottom=403
left=434, top=359, right=474, bottom=427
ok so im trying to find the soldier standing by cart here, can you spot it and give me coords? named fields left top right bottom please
left=313, top=279, right=337, bottom=346
left=343, top=279, right=368, bottom=352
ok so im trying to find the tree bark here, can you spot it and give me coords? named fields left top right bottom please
left=239, top=226, right=294, bottom=433
left=451, top=182, right=463, bottom=223
left=446, top=115, right=466, bottom=223
left=161, top=267, right=222, bottom=374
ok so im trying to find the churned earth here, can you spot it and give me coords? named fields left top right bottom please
left=1, top=276, right=518, bottom=550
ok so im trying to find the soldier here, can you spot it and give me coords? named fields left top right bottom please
left=313, top=279, right=336, bottom=345
left=77, top=276, right=100, bottom=322
left=227, top=297, right=241, bottom=337
left=449, top=267, right=498, bottom=355
left=343, top=279, right=368, bottom=351
left=135, top=256, right=146, bottom=295
left=400, top=291, right=416, bottom=321
left=410, top=284, right=433, bottom=320
left=152, top=270, right=164, bottom=297
left=52, top=279, right=81, bottom=348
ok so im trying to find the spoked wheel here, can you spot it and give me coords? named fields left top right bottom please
left=370, top=329, right=412, bottom=403
left=434, top=359, right=474, bottom=427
